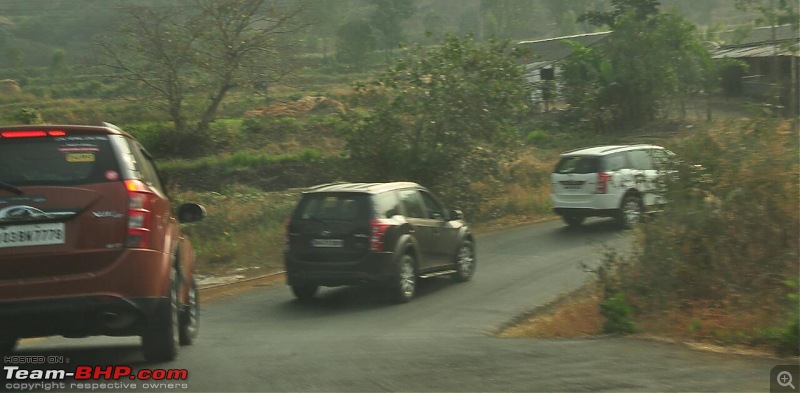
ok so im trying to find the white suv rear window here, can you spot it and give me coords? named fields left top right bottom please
left=554, top=156, right=599, bottom=174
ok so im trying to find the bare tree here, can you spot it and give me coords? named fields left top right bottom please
left=95, top=0, right=304, bottom=152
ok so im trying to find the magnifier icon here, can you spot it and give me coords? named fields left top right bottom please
left=778, top=370, right=796, bottom=389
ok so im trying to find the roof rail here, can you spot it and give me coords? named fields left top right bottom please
left=101, top=122, right=123, bottom=132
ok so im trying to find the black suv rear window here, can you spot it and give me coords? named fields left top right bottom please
left=554, top=156, right=599, bottom=174
left=293, top=193, right=372, bottom=221
left=0, top=135, right=120, bottom=186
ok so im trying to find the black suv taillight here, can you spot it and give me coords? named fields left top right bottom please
left=125, top=180, right=154, bottom=248
left=369, top=219, right=392, bottom=252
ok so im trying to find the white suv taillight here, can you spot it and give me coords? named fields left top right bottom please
left=125, top=180, right=154, bottom=248
left=596, top=172, right=612, bottom=194
left=369, top=219, right=392, bottom=252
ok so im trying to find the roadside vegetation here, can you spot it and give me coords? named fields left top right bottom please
left=0, top=0, right=796, bottom=354
left=502, top=116, right=800, bottom=356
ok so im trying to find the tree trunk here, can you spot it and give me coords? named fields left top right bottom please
left=196, top=83, right=234, bottom=136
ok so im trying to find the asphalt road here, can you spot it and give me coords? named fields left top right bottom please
left=3, top=218, right=788, bottom=392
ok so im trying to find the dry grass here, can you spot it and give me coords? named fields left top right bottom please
left=499, top=287, right=604, bottom=339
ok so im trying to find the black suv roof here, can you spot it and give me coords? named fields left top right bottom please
left=306, top=182, right=421, bottom=194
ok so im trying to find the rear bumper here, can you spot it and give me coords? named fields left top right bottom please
left=553, top=207, right=618, bottom=218
left=0, top=295, right=167, bottom=339
left=0, top=248, right=173, bottom=339
left=0, top=249, right=172, bottom=299
left=284, top=251, right=396, bottom=287
left=551, top=193, right=621, bottom=217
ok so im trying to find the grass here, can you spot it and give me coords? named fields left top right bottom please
left=174, top=185, right=299, bottom=278
left=499, top=286, right=604, bottom=339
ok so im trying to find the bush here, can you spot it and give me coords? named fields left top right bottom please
left=592, top=118, right=799, bottom=352
left=12, top=108, right=43, bottom=124
left=600, top=294, right=637, bottom=334
left=526, top=129, right=552, bottom=147
left=240, top=116, right=301, bottom=140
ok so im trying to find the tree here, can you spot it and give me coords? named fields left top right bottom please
left=95, top=0, right=304, bottom=155
left=344, top=35, right=533, bottom=211
left=335, top=20, right=376, bottom=68
left=479, top=0, right=543, bottom=39
left=297, top=0, right=352, bottom=60
left=579, top=0, right=661, bottom=28
left=369, top=0, right=415, bottom=53
left=50, top=49, right=67, bottom=75
left=562, top=7, right=713, bottom=132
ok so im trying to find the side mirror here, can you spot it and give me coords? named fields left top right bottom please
left=177, top=203, right=206, bottom=224
left=449, top=209, right=464, bottom=221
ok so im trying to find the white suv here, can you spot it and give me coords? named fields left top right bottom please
left=550, top=144, right=673, bottom=228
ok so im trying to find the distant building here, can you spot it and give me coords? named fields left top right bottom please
left=515, top=32, right=610, bottom=106
left=712, top=24, right=799, bottom=113
left=515, top=31, right=610, bottom=83
left=515, top=25, right=799, bottom=114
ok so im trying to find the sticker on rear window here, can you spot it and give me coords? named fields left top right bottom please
left=105, top=170, right=119, bottom=181
left=59, top=147, right=99, bottom=152
left=66, top=153, right=95, bottom=163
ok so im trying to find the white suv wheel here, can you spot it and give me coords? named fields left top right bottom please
left=620, top=195, right=642, bottom=229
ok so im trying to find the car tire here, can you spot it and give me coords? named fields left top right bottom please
left=179, top=276, right=199, bottom=346
left=142, top=269, right=180, bottom=362
left=562, top=214, right=585, bottom=227
left=392, top=254, right=417, bottom=303
left=291, top=285, right=319, bottom=300
left=0, top=336, right=17, bottom=355
left=618, top=194, right=642, bottom=229
left=453, top=240, right=476, bottom=283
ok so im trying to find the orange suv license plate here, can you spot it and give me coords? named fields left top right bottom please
left=0, top=223, right=65, bottom=248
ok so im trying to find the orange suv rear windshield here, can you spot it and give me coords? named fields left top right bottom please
left=0, top=134, right=120, bottom=186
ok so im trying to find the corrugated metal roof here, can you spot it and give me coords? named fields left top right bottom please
left=717, top=24, right=798, bottom=47
left=712, top=43, right=798, bottom=58
left=515, top=31, right=611, bottom=63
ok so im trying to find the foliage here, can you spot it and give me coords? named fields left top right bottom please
left=735, top=0, right=800, bottom=28
left=335, top=20, right=377, bottom=69
left=579, top=0, right=661, bottom=28
left=561, top=7, right=714, bottom=132
left=600, top=294, right=637, bottom=334
left=780, top=278, right=800, bottom=355
left=368, top=0, right=415, bottom=52
left=343, top=35, right=534, bottom=213
left=592, top=118, right=799, bottom=353
left=176, top=187, right=297, bottom=275
left=94, top=0, right=305, bottom=156
left=241, top=116, right=302, bottom=140
left=12, top=108, right=42, bottom=124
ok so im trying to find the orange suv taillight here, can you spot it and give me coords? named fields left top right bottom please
left=370, top=219, right=392, bottom=252
left=125, top=180, right=154, bottom=248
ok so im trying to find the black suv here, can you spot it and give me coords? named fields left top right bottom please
left=284, top=182, right=476, bottom=303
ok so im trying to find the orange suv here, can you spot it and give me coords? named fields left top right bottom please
left=0, top=123, right=205, bottom=362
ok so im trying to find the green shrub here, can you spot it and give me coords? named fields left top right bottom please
left=12, top=108, right=43, bottom=124
left=780, top=279, right=800, bottom=355
left=240, top=116, right=300, bottom=141
left=526, top=129, right=552, bottom=146
left=600, top=294, right=637, bottom=334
